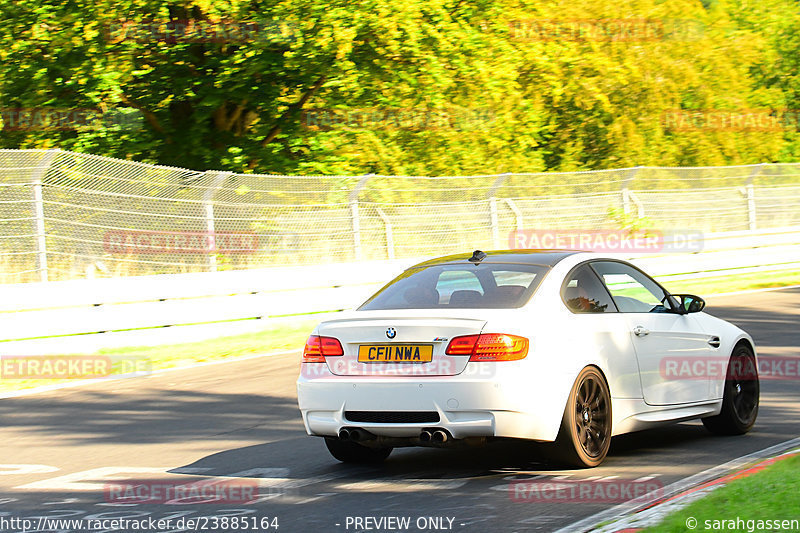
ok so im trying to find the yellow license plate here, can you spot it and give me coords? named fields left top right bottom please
left=358, top=344, right=434, bottom=363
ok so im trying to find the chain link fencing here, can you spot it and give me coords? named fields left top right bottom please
left=1, top=149, right=799, bottom=284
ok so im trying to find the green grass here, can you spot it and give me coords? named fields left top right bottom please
left=643, top=453, right=800, bottom=532
left=0, top=318, right=319, bottom=395
left=97, top=319, right=318, bottom=364
left=660, top=269, right=800, bottom=296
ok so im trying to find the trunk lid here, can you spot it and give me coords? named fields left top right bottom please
left=318, top=309, right=487, bottom=377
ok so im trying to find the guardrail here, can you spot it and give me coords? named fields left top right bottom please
left=2, top=226, right=798, bottom=355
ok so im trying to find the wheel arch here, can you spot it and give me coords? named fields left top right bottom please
left=709, top=334, right=758, bottom=401
left=732, top=336, right=755, bottom=356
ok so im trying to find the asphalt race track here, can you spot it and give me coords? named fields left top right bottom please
left=1, top=287, right=799, bottom=533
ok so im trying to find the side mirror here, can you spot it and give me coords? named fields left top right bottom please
left=672, top=294, right=705, bottom=314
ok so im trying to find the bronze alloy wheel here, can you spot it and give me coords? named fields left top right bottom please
left=554, top=366, right=612, bottom=468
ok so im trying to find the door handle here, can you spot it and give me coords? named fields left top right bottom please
left=633, top=326, right=650, bottom=337
left=708, top=336, right=721, bottom=348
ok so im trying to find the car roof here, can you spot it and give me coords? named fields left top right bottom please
left=408, top=249, right=582, bottom=269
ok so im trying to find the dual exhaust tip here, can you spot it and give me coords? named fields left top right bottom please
left=338, top=427, right=371, bottom=442
left=419, top=429, right=449, bottom=443
left=337, top=427, right=450, bottom=443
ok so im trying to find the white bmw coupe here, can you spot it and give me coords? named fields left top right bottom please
left=296, top=250, right=759, bottom=467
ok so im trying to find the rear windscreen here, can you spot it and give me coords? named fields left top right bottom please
left=359, top=263, right=549, bottom=310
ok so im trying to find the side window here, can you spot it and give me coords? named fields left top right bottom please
left=561, top=265, right=617, bottom=313
left=436, top=270, right=483, bottom=306
left=590, top=261, right=670, bottom=313
left=492, top=270, right=537, bottom=288
left=487, top=270, right=538, bottom=306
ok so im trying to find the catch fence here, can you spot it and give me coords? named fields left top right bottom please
left=1, top=149, right=799, bottom=283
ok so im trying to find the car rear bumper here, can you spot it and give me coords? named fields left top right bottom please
left=297, top=362, right=571, bottom=442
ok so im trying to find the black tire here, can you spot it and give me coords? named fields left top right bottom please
left=702, top=345, right=759, bottom=435
left=324, top=437, right=393, bottom=464
left=552, top=367, right=612, bottom=468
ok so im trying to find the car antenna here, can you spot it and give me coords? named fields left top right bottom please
left=468, top=250, right=487, bottom=263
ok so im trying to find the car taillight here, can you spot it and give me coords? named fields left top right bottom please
left=302, top=335, right=344, bottom=362
left=445, top=333, right=528, bottom=361
left=444, top=335, right=480, bottom=355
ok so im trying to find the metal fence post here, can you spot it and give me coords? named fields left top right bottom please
left=504, top=198, right=524, bottom=231
left=349, top=174, right=373, bottom=261
left=203, top=171, right=232, bottom=272
left=745, top=164, right=762, bottom=231
left=375, top=208, right=395, bottom=260
left=488, top=173, right=510, bottom=248
left=621, top=166, right=642, bottom=216
left=31, top=149, right=59, bottom=282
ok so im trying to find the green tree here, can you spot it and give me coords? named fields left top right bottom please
left=1, top=0, right=798, bottom=175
